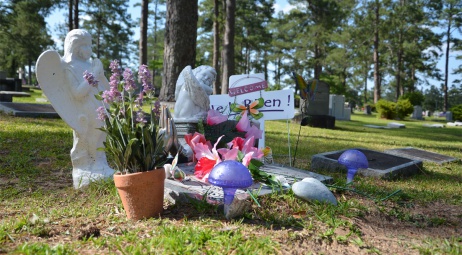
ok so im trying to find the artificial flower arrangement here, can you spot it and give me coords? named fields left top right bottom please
left=184, top=108, right=280, bottom=187
left=85, top=60, right=167, bottom=174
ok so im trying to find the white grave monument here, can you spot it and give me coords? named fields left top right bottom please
left=329, top=94, right=350, bottom=121
left=36, top=29, right=114, bottom=189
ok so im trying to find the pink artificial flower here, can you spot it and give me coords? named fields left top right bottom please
left=241, top=136, right=264, bottom=160
left=223, top=136, right=263, bottom=159
left=241, top=151, right=255, bottom=167
left=236, top=110, right=251, bottom=132
left=228, top=136, right=246, bottom=151
left=207, top=109, right=228, bottom=125
left=221, top=136, right=264, bottom=164
left=193, top=136, right=223, bottom=181
left=194, top=157, right=217, bottom=181
left=245, top=124, right=263, bottom=139
left=184, top=132, right=212, bottom=161
left=217, top=147, right=239, bottom=161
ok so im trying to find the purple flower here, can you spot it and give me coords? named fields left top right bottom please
left=109, top=76, right=119, bottom=90
left=96, top=106, right=107, bottom=120
left=102, top=88, right=121, bottom=104
left=123, top=68, right=136, bottom=93
left=83, top=70, right=99, bottom=87
left=135, top=92, right=144, bottom=107
left=138, top=65, right=153, bottom=94
left=136, top=110, right=147, bottom=126
left=109, top=60, right=121, bottom=77
left=152, top=100, right=161, bottom=118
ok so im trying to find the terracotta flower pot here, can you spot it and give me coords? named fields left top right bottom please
left=114, top=168, right=166, bottom=220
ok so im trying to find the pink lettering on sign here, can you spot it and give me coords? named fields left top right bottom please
left=228, top=81, right=268, bottom=96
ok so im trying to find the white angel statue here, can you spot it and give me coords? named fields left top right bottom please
left=36, top=29, right=114, bottom=189
left=174, top=65, right=216, bottom=121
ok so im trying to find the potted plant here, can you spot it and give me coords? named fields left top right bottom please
left=86, top=60, right=167, bottom=220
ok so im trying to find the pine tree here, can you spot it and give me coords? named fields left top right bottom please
left=160, top=0, right=198, bottom=101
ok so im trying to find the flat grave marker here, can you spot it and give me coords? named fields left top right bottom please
left=311, top=148, right=423, bottom=179
left=0, top=102, right=59, bottom=118
left=384, top=147, right=459, bottom=164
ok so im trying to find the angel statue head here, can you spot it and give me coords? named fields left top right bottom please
left=174, top=65, right=216, bottom=121
left=192, top=66, right=216, bottom=89
left=63, top=29, right=92, bottom=63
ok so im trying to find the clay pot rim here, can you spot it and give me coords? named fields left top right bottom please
left=114, top=168, right=164, bottom=176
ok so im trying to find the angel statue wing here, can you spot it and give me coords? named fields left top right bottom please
left=183, top=66, right=210, bottom=112
left=36, top=50, right=83, bottom=132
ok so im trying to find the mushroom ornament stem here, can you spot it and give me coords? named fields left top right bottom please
left=208, top=161, right=253, bottom=215
left=337, top=149, right=369, bottom=184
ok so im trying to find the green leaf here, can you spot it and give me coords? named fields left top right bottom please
left=123, top=138, right=137, bottom=170
left=255, top=97, right=265, bottom=108
left=252, top=112, right=264, bottom=120
left=230, top=103, right=242, bottom=112
left=94, top=94, right=103, bottom=101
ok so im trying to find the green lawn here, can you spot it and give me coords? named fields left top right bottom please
left=1, top=106, right=461, bottom=254
left=12, top=88, right=49, bottom=104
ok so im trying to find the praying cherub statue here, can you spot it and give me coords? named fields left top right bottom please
left=174, top=65, right=216, bottom=121
left=36, top=29, right=114, bottom=189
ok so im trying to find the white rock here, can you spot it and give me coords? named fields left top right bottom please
left=292, top=177, right=337, bottom=205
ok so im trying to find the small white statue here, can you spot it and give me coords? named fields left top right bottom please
left=174, top=65, right=216, bottom=121
left=36, top=29, right=114, bottom=189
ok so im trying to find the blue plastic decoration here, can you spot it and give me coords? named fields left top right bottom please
left=208, top=160, right=253, bottom=208
left=338, top=149, right=369, bottom=183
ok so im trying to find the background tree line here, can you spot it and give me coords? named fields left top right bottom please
left=1, top=0, right=461, bottom=112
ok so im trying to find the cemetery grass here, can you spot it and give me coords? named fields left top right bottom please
left=1, top=112, right=461, bottom=254
left=13, top=89, right=49, bottom=104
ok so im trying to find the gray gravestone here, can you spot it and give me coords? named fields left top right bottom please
left=412, top=105, right=423, bottom=120
left=364, top=105, right=372, bottom=115
left=306, top=80, right=329, bottom=116
left=446, top=111, right=453, bottom=122
left=302, top=80, right=335, bottom=129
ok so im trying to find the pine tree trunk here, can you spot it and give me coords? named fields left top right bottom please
left=152, top=0, right=160, bottom=90
left=444, top=18, right=451, bottom=112
left=68, top=0, right=73, bottom=31
left=74, top=0, right=79, bottom=29
left=396, top=41, right=403, bottom=100
left=364, top=66, right=368, bottom=104
left=221, top=0, right=235, bottom=95
left=139, top=0, right=148, bottom=66
left=314, top=44, right=322, bottom=79
left=160, top=0, right=198, bottom=102
left=373, top=0, right=381, bottom=103
left=213, top=0, right=220, bottom=94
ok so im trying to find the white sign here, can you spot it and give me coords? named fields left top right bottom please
left=209, top=89, right=295, bottom=120
left=209, top=73, right=295, bottom=149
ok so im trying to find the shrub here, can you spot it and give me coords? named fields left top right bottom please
left=400, top=91, right=425, bottom=106
left=376, top=99, right=396, bottom=119
left=396, top=99, right=414, bottom=119
left=450, top=104, right=462, bottom=121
